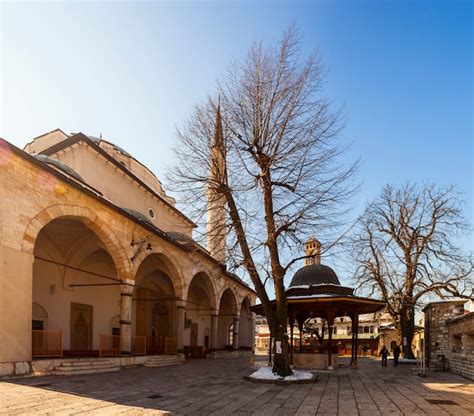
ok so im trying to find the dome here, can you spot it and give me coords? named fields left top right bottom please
left=289, top=263, right=340, bottom=288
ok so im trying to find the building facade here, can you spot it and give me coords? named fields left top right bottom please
left=424, top=299, right=473, bottom=380
left=0, top=129, right=256, bottom=376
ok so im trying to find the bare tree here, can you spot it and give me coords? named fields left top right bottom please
left=304, top=318, right=327, bottom=348
left=352, top=183, right=473, bottom=358
left=169, top=27, right=357, bottom=376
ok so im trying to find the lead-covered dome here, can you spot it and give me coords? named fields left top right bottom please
left=289, top=263, right=340, bottom=288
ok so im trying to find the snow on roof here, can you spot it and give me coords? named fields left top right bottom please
left=286, top=294, right=340, bottom=299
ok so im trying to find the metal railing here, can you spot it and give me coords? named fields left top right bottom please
left=164, top=337, right=177, bottom=355
left=32, top=330, right=63, bottom=358
left=146, top=336, right=178, bottom=355
left=131, top=336, right=147, bottom=355
left=99, top=334, right=121, bottom=357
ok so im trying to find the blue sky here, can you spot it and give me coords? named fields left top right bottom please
left=1, top=0, right=472, bottom=258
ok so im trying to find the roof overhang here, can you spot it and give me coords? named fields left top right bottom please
left=251, top=295, right=386, bottom=316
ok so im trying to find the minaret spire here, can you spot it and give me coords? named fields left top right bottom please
left=207, top=98, right=227, bottom=263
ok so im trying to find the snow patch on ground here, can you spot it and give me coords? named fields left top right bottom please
left=398, top=358, right=418, bottom=364
left=249, top=366, right=313, bottom=381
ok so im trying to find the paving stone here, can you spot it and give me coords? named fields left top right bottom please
left=0, top=356, right=473, bottom=415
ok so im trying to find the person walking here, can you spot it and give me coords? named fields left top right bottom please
left=393, top=344, right=401, bottom=366
left=362, top=345, right=369, bottom=357
left=380, top=346, right=388, bottom=367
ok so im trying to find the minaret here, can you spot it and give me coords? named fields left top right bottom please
left=207, top=100, right=227, bottom=263
left=304, top=237, right=321, bottom=266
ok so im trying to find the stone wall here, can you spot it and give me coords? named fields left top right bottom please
left=447, top=313, right=474, bottom=380
left=424, top=301, right=465, bottom=371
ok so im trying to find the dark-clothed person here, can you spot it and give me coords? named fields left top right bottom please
left=393, top=344, right=401, bottom=366
left=380, top=346, right=388, bottom=367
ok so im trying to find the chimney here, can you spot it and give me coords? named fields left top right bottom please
left=304, top=237, right=321, bottom=266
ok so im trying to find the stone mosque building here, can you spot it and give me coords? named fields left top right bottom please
left=0, top=112, right=256, bottom=376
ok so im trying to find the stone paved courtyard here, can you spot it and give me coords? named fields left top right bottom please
left=1, top=357, right=473, bottom=415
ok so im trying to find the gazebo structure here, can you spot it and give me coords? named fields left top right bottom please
left=251, top=238, right=386, bottom=369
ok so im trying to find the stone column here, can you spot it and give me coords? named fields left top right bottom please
left=210, top=311, right=218, bottom=351
left=176, top=301, right=186, bottom=354
left=232, top=315, right=240, bottom=350
left=120, top=280, right=134, bottom=355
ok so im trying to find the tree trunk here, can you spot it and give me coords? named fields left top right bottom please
left=271, top=323, right=292, bottom=376
left=270, top=301, right=292, bottom=376
left=399, top=305, right=415, bottom=359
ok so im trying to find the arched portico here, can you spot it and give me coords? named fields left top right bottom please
left=22, top=204, right=129, bottom=279
left=217, top=288, right=238, bottom=350
left=133, top=253, right=182, bottom=355
left=239, top=297, right=254, bottom=350
left=184, top=272, right=216, bottom=357
left=32, top=217, right=122, bottom=356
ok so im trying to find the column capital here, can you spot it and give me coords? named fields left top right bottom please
left=120, top=281, right=135, bottom=295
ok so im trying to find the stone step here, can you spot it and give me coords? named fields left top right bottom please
left=60, top=360, right=113, bottom=367
left=144, top=356, right=183, bottom=368
left=52, top=358, right=120, bottom=375
left=144, top=361, right=182, bottom=368
left=51, top=366, right=120, bottom=376
left=54, top=363, right=118, bottom=372
left=145, top=356, right=180, bottom=361
left=144, top=358, right=181, bottom=364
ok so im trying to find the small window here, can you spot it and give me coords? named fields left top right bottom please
left=112, top=327, right=120, bottom=336
left=148, top=208, right=155, bottom=219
